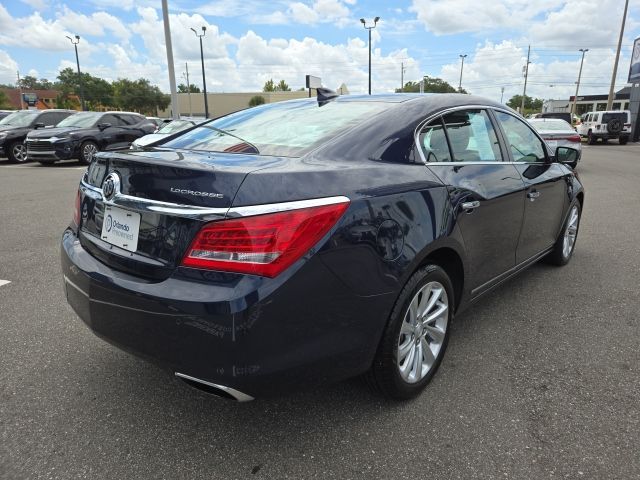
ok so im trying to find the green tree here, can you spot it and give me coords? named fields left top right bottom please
left=20, top=75, right=54, bottom=90
left=276, top=79, right=291, bottom=92
left=396, top=76, right=466, bottom=94
left=112, top=78, right=170, bottom=115
left=0, top=90, right=12, bottom=109
left=263, top=79, right=291, bottom=92
left=263, top=79, right=276, bottom=92
left=178, top=83, right=201, bottom=93
left=248, top=95, right=266, bottom=107
left=507, top=95, right=543, bottom=112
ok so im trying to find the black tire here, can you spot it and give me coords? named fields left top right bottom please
left=619, top=136, right=628, bottom=145
left=606, top=118, right=622, bottom=134
left=602, top=137, right=608, bottom=144
left=365, top=264, right=454, bottom=400
left=587, top=131, right=597, bottom=145
left=7, top=141, right=28, bottom=163
left=548, top=201, right=581, bottom=266
left=79, top=140, right=99, bottom=165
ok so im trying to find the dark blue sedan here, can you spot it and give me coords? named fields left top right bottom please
left=61, top=93, right=583, bottom=401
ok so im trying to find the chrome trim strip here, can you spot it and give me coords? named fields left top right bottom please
left=175, top=372, right=254, bottom=402
left=80, top=177, right=350, bottom=220
left=226, top=195, right=351, bottom=218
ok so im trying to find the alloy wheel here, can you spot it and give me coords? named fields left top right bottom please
left=397, top=281, right=449, bottom=384
left=83, top=143, right=98, bottom=163
left=562, top=205, right=579, bottom=259
left=13, top=143, right=27, bottom=162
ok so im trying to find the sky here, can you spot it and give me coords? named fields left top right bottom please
left=1, top=0, right=639, bottom=103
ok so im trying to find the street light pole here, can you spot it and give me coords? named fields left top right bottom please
left=458, top=54, right=467, bottom=92
left=360, top=16, right=379, bottom=95
left=66, top=35, right=86, bottom=111
left=500, top=86, right=505, bottom=103
left=571, top=49, right=588, bottom=116
left=191, top=26, right=209, bottom=118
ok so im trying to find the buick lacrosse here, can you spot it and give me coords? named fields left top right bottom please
left=62, top=92, right=583, bottom=401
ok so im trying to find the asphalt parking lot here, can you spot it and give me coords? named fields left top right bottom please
left=1, top=145, right=639, bottom=480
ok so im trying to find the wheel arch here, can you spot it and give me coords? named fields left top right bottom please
left=415, top=246, right=465, bottom=312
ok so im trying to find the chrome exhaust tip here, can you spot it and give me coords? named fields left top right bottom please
left=175, top=372, right=254, bottom=402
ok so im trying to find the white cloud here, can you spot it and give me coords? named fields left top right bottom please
left=437, top=41, right=633, bottom=103
left=20, top=0, right=49, bottom=11
left=0, top=49, right=18, bottom=85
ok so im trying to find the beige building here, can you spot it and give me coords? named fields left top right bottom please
left=159, top=90, right=319, bottom=118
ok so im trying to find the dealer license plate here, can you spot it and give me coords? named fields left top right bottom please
left=100, top=205, right=140, bottom=253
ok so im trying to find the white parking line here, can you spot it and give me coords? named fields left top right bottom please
left=1, top=165, right=86, bottom=170
left=0, top=280, right=11, bottom=287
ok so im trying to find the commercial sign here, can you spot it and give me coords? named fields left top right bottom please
left=629, top=36, right=640, bottom=83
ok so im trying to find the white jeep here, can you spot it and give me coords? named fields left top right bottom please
left=577, top=110, right=631, bottom=145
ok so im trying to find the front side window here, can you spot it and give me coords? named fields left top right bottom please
left=494, top=111, right=546, bottom=163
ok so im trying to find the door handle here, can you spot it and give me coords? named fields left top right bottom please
left=527, top=191, right=541, bottom=201
left=461, top=200, right=480, bottom=212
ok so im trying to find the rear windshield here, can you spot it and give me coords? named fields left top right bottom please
left=601, top=113, right=627, bottom=123
left=57, top=112, right=102, bottom=128
left=531, top=119, right=573, bottom=131
left=162, top=100, right=388, bottom=157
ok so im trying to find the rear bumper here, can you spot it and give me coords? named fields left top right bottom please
left=61, top=229, right=394, bottom=397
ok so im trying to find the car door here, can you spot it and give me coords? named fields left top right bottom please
left=419, top=108, right=526, bottom=292
left=99, top=114, right=127, bottom=150
left=493, top=110, right=570, bottom=264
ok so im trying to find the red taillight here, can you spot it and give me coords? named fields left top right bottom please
left=72, top=189, right=81, bottom=226
left=567, top=135, right=581, bottom=143
left=181, top=200, right=350, bottom=277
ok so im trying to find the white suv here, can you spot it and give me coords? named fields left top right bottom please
left=577, top=110, right=631, bottom=145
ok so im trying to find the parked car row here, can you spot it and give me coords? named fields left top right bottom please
left=0, top=110, right=185, bottom=165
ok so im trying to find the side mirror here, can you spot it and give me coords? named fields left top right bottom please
left=556, top=146, right=579, bottom=165
left=34, top=122, right=45, bottom=129
left=97, top=122, right=112, bottom=130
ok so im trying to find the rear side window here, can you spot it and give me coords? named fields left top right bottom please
left=419, top=119, right=451, bottom=162
left=163, top=100, right=388, bottom=157
left=419, top=109, right=502, bottom=163
left=443, top=110, right=502, bottom=162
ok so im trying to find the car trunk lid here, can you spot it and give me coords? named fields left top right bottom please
left=78, top=148, right=284, bottom=280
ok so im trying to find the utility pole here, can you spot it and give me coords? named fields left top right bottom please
left=400, top=61, right=406, bottom=92
left=161, top=0, right=179, bottom=120
left=16, top=71, right=24, bottom=109
left=521, top=45, right=531, bottom=113
left=571, top=49, right=588, bottom=116
left=607, top=0, right=629, bottom=109
left=184, top=62, right=192, bottom=116
left=500, top=86, right=505, bottom=103
left=458, top=54, right=467, bottom=92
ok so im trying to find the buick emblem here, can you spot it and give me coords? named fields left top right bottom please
left=102, top=173, right=120, bottom=201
